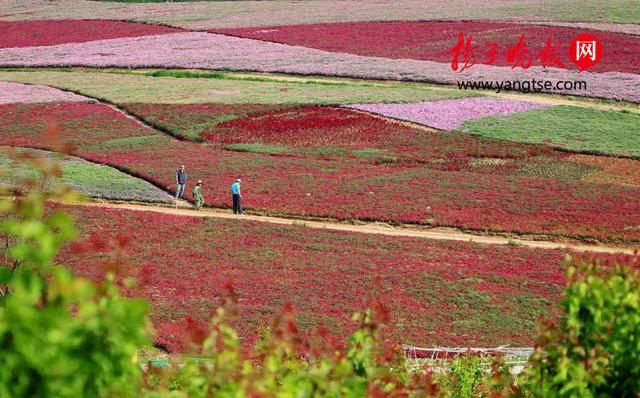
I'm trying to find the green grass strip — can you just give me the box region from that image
[224,143,291,155]
[0,147,171,202]
[460,105,640,158]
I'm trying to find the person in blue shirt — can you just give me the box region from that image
[231,178,242,214]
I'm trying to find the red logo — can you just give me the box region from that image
[569,34,602,72]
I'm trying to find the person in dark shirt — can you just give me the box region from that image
[175,165,187,199]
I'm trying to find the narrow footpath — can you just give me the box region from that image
[79,200,638,255]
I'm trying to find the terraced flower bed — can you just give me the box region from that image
[0,19,181,48]
[0,34,636,102]
[121,103,638,186]
[203,105,433,148]
[0,102,151,147]
[45,99,607,181]
[212,21,640,74]
[62,205,574,352]
[348,100,640,158]
[135,103,555,161]
[2,102,640,241]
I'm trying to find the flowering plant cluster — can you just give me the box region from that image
[203,105,411,147]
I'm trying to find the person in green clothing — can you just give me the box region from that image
[193,180,204,210]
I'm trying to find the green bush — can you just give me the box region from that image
[0,149,151,398]
[141,303,428,397]
[519,255,640,397]
[436,356,485,398]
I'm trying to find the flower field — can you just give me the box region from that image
[568,155,640,186]
[0,33,637,102]
[348,99,640,157]
[347,97,551,130]
[0,102,152,147]
[0,81,89,104]
[1,0,639,377]
[195,104,560,163]
[213,21,640,74]
[199,104,453,147]
[2,0,638,29]
[61,204,579,352]
[0,20,181,48]
[2,101,640,242]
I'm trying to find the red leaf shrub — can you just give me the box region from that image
[3,102,640,242]
[61,205,581,352]
[0,19,182,48]
[212,21,640,74]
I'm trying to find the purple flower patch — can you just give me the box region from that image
[346,97,552,130]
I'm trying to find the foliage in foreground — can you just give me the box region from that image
[0,146,150,398]
[0,147,171,202]
[0,148,638,397]
[520,255,640,397]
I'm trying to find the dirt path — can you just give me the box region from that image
[79,201,638,255]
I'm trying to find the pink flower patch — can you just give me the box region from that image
[0,81,89,104]
[346,97,551,130]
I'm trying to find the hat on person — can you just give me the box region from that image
[197,180,202,184]
[236,178,242,182]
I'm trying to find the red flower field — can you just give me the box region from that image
[3,102,640,242]
[0,19,182,49]
[204,105,401,147]
[61,205,581,352]
[126,103,558,162]
[213,21,640,74]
